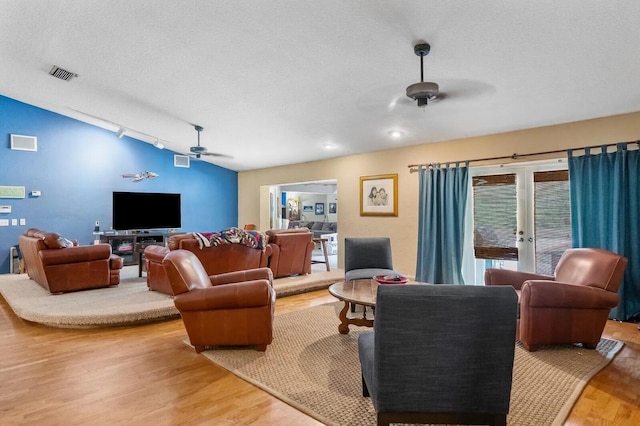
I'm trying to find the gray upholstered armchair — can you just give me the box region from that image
[344,237,399,281]
[358,284,518,426]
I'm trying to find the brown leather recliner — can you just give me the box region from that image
[162,249,275,353]
[18,228,123,293]
[266,228,315,278]
[485,248,627,351]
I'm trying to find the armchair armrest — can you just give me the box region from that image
[522,280,619,309]
[485,269,554,289]
[39,244,112,266]
[144,245,170,262]
[209,267,273,286]
[174,279,273,311]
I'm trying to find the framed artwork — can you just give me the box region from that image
[303,205,313,212]
[315,202,325,215]
[328,202,337,214]
[360,173,398,216]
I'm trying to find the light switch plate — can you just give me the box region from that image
[19,218,26,225]
[0,219,9,226]
[11,219,17,226]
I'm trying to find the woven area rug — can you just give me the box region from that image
[198,302,623,426]
[0,268,179,328]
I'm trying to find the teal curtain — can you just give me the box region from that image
[568,144,640,321]
[416,162,469,284]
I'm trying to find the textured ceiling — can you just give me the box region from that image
[1,1,639,171]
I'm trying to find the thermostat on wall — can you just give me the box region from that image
[0,206,11,213]
[30,190,41,197]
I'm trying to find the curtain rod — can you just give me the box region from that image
[407,139,640,171]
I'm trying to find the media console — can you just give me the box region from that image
[99,232,166,266]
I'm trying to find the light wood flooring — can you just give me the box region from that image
[1,288,639,425]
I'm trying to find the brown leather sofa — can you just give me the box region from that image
[145,232,272,295]
[485,248,627,351]
[266,228,314,277]
[163,249,275,352]
[18,228,123,293]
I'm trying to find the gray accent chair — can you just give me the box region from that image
[344,237,399,281]
[358,284,518,426]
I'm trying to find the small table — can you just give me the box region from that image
[328,279,380,334]
[312,237,331,271]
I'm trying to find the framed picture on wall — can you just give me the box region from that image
[360,173,398,216]
[303,205,313,212]
[315,202,324,215]
[329,202,337,214]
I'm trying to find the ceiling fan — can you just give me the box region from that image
[189,125,231,159]
[357,41,495,114]
[122,171,158,182]
[405,42,443,107]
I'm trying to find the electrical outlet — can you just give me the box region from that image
[19,218,26,226]
[0,219,9,226]
[11,219,18,226]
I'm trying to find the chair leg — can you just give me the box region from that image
[362,374,369,397]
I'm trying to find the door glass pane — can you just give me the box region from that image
[533,170,571,275]
[473,174,518,260]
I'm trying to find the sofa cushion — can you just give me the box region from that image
[322,222,337,231]
[311,222,324,230]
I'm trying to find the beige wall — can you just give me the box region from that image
[239,111,640,275]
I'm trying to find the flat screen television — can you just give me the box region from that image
[112,191,181,231]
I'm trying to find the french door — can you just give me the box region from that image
[463,160,572,284]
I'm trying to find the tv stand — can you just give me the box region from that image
[99,232,166,266]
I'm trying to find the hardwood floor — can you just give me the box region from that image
[1,289,639,425]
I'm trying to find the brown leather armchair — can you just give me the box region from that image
[266,228,314,277]
[485,248,627,351]
[162,249,276,353]
[18,228,123,293]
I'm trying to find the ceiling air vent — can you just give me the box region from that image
[174,155,190,168]
[49,65,78,81]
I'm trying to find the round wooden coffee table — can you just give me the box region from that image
[328,279,380,334]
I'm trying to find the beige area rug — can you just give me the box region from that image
[198,302,623,426]
[0,266,345,328]
[0,267,179,328]
[274,267,344,298]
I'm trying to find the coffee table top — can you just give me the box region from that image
[327,279,384,307]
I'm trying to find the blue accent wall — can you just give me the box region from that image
[0,95,238,273]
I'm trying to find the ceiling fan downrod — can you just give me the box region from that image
[406,42,439,108]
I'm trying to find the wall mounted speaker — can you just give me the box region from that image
[10,134,37,151]
[174,155,190,168]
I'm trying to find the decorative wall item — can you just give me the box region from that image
[0,186,26,199]
[360,173,398,216]
[315,202,325,215]
[303,205,313,212]
[329,202,337,213]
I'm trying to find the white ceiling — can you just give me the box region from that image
[1,1,639,172]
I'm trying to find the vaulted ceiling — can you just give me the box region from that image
[1,1,639,171]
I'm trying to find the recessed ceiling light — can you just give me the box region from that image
[323,143,335,150]
[388,130,403,139]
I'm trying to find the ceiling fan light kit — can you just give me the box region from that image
[406,42,441,108]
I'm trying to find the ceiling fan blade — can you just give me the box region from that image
[202,152,233,159]
[121,173,139,178]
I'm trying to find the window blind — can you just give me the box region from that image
[473,174,518,260]
[533,170,571,275]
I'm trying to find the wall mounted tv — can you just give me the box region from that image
[112,191,181,231]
